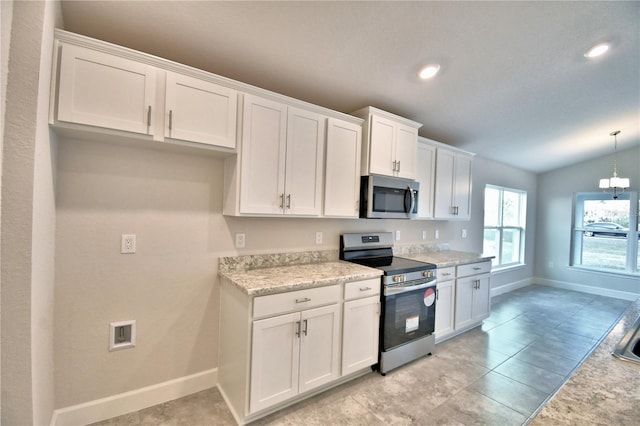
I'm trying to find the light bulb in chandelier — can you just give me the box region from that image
[598,130,630,199]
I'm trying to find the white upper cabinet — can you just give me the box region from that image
[57,43,157,135]
[434,147,473,220]
[164,72,237,148]
[323,118,362,218]
[238,95,288,215]
[235,94,324,216]
[52,34,238,152]
[416,138,436,218]
[352,106,421,180]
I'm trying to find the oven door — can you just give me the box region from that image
[381,280,436,351]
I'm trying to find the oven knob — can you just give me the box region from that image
[393,275,405,283]
[423,270,434,278]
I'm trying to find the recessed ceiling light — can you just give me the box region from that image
[584,43,610,58]
[419,64,440,79]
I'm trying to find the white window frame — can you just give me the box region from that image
[571,192,639,275]
[483,185,527,269]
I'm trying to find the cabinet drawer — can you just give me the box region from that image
[344,278,380,301]
[457,261,491,278]
[253,285,340,319]
[437,267,455,282]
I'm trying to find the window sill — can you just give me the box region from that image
[492,263,527,274]
[569,265,640,279]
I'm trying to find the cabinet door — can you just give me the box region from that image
[239,95,287,215]
[165,72,237,148]
[250,312,300,413]
[434,149,456,219]
[453,153,473,219]
[57,43,156,135]
[342,296,380,376]
[416,142,436,218]
[472,274,491,322]
[454,276,475,330]
[394,124,418,179]
[284,107,325,216]
[368,115,396,176]
[324,118,361,217]
[435,280,455,340]
[298,304,341,393]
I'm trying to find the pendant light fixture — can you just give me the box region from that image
[599,130,630,199]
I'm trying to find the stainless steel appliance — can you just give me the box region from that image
[359,175,419,219]
[340,232,437,374]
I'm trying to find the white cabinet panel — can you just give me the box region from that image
[324,118,362,217]
[239,95,288,215]
[368,115,396,176]
[298,304,341,393]
[416,140,436,218]
[250,312,300,412]
[165,72,237,148]
[435,280,455,341]
[395,124,418,179]
[57,43,156,135]
[342,295,380,375]
[285,107,325,216]
[434,148,473,220]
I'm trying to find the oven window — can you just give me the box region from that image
[382,287,436,351]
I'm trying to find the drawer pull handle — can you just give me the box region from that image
[473,267,482,270]
[295,297,311,304]
[359,287,372,291]
[442,273,452,276]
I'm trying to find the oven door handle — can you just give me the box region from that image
[385,280,436,296]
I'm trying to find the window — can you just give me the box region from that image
[572,192,639,274]
[483,185,527,268]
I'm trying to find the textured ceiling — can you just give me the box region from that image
[60,1,640,173]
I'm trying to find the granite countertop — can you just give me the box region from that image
[400,249,494,268]
[219,259,382,296]
[530,297,640,424]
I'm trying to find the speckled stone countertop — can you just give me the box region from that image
[394,244,493,267]
[218,250,382,296]
[530,297,640,425]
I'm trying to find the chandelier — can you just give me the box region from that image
[599,130,629,199]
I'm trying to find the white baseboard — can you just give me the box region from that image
[535,278,639,301]
[490,278,533,297]
[50,368,217,426]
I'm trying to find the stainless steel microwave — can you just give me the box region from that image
[359,175,419,219]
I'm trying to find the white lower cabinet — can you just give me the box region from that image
[341,278,380,375]
[454,261,491,332]
[250,303,340,412]
[435,261,491,343]
[218,277,380,424]
[434,278,455,341]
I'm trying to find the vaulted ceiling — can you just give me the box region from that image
[60,1,639,173]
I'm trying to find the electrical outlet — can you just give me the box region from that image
[422,230,427,240]
[435,230,440,240]
[235,233,246,248]
[395,230,401,241]
[121,234,136,254]
[462,229,468,239]
[315,231,323,245]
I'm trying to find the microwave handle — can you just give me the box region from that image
[404,186,416,215]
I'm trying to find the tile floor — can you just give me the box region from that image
[90,284,631,426]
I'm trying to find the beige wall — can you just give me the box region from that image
[53,128,539,407]
[1,0,61,424]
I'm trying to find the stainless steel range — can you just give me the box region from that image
[340,232,437,375]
